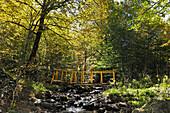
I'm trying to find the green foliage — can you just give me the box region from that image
[23,81,47,94]
[98,0,170,83]
[104,82,170,107]
[8,110,17,113]
[31,82,46,94]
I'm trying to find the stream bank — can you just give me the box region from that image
[29,82,135,113]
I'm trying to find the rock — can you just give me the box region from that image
[118,102,127,107]
[120,107,131,113]
[60,95,68,101]
[93,87,103,90]
[90,98,96,102]
[55,97,60,101]
[41,102,52,109]
[132,100,170,113]
[90,90,101,94]
[112,104,120,111]
[68,100,75,106]
[73,101,79,107]
[93,103,100,110]
[35,93,44,99]
[105,99,114,104]
[53,103,63,109]
[79,102,83,106]
[108,93,120,103]
[75,95,81,100]
[34,99,41,106]
[98,107,106,113]
[105,105,113,111]
[45,91,52,99]
[80,94,86,97]
[35,106,42,112]
[46,99,55,103]
[82,103,95,110]
[106,104,120,111]
[64,106,85,113]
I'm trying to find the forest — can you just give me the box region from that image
[0,0,170,112]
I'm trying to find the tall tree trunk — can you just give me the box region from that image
[84,50,87,71]
[28,13,46,62]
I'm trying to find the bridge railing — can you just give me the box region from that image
[50,69,115,85]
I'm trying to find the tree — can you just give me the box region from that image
[99,0,170,82]
[1,0,109,72]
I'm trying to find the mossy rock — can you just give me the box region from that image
[132,99,170,113]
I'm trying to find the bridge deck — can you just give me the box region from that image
[52,80,111,87]
[52,80,110,86]
[50,69,116,85]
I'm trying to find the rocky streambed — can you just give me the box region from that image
[29,82,135,113]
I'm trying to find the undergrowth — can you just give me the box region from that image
[103,75,170,107]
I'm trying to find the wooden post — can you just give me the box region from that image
[55,71,58,80]
[50,71,55,84]
[100,72,103,84]
[70,71,74,84]
[83,71,85,83]
[81,72,83,84]
[61,71,63,82]
[75,71,77,83]
[65,71,67,82]
[91,72,93,83]
[113,71,115,84]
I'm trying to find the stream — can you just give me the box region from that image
[31,82,134,113]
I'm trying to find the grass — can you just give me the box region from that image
[103,82,170,107]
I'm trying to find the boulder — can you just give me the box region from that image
[132,100,170,113]
[46,99,55,103]
[60,95,68,101]
[53,103,63,109]
[41,102,52,109]
[45,91,52,99]
[82,103,95,110]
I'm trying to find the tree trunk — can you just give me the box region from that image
[84,50,87,71]
[28,13,46,62]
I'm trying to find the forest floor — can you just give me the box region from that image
[1,81,170,113]
[0,67,169,113]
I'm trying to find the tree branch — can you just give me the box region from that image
[47,0,69,12]
[35,0,42,6]
[5,21,36,34]
[156,2,170,14]
[45,27,72,46]
[16,0,37,12]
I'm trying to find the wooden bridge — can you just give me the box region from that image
[50,69,115,85]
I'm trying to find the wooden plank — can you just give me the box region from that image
[75,71,77,83]
[100,72,103,84]
[81,72,83,84]
[91,72,93,83]
[113,71,115,84]
[50,71,55,84]
[77,70,114,74]
[61,71,63,81]
[55,71,58,80]
[83,72,85,83]
[70,71,74,84]
[54,69,115,73]
[65,71,67,82]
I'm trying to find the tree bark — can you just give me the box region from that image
[84,50,87,71]
[28,13,46,62]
